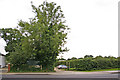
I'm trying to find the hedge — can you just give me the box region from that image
[56,58,119,71]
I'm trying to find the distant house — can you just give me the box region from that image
[0,53,6,68]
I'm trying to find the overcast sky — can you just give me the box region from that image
[0,0,119,59]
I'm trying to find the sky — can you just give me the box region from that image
[0,0,119,59]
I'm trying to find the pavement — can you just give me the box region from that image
[0,68,120,75]
[1,72,120,79]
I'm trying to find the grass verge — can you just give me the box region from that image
[62,68,120,72]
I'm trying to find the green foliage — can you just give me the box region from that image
[0,28,23,53]
[84,55,93,58]
[56,56,119,71]
[71,57,77,60]
[58,58,66,60]
[67,57,77,60]
[0,1,69,71]
[10,65,54,72]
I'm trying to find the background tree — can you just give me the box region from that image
[84,55,93,58]
[67,58,71,60]
[95,55,103,59]
[78,57,83,59]
[71,57,77,60]
[58,58,66,61]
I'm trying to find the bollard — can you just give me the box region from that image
[8,63,10,72]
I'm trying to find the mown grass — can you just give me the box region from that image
[62,68,120,72]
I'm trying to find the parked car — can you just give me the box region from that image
[57,65,68,69]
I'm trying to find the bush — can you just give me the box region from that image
[10,64,42,72]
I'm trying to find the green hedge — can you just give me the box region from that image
[56,58,119,71]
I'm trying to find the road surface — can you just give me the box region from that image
[1,71,120,80]
[1,74,120,80]
[1,68,120,80]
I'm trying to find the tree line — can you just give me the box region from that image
[56,55,120,71]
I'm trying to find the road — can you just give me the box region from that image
[1,74,120,80]
[1,71,120,80]
[1,73,119,78]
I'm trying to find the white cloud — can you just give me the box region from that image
[0,0,119,58]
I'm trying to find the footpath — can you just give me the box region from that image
[0,68,120,75]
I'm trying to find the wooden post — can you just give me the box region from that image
[8,63,10,72]
[41,65,42,70]
[66,62,67,70]
[69,62,70,69]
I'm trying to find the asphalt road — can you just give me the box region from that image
[1,78,120,80]
[1,69,120,80]
[1,73,120,80]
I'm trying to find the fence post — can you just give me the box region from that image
[68,62,70,70]
[41,65,42,70]
[8,63,10,72]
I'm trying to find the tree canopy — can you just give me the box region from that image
[0,1,69,71]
